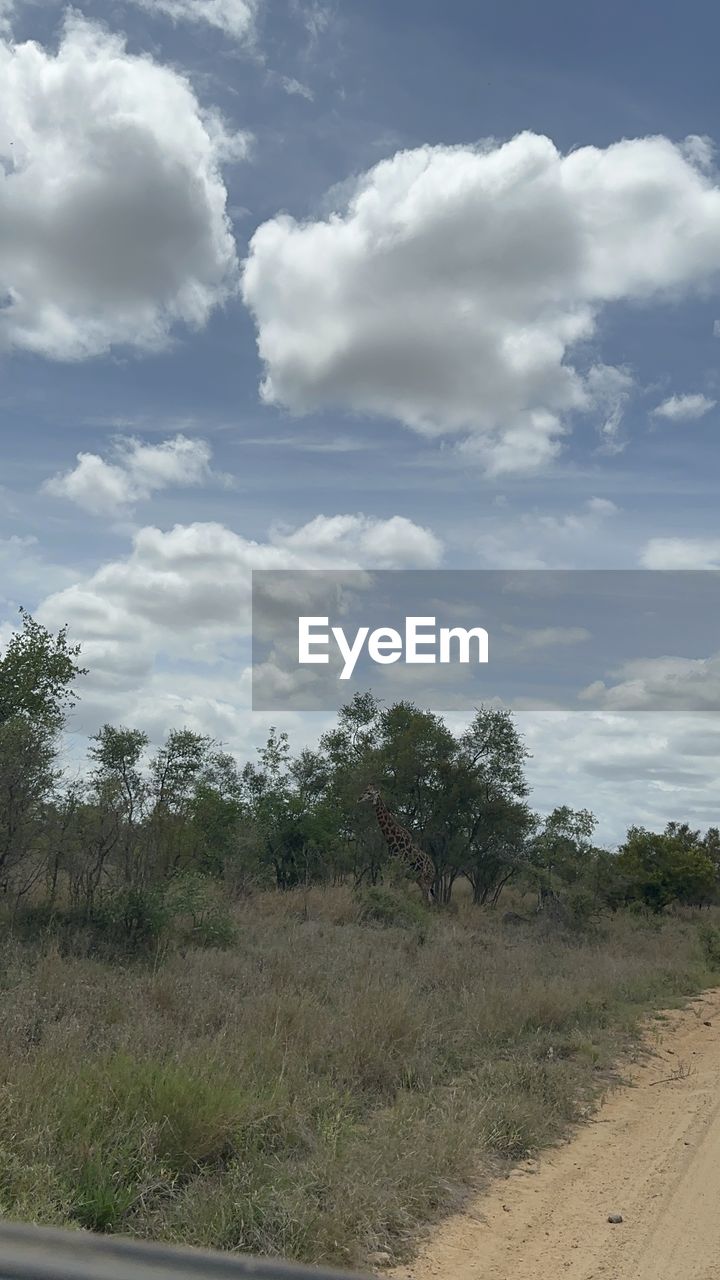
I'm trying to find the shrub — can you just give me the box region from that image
[698,923,720,969]
[93,887,171,952]
[162,871,237,949]
[354,886,428,929]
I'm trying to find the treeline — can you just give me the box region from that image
[1,610,720,936]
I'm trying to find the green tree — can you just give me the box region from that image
[89,726,149,887]
[0,607,86,727]
[0,610,84,901]
[182,748,244,880]
[149,730,215,879]
[616,825,717,912]
[531,806,597,908]
[0,716,58,901]
[319,693,384,885]
[345,701,532,906]
[457,708,533,905]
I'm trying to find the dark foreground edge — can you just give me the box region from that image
[0,1221,369,1280]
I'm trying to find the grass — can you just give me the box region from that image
[0,885,718,1267]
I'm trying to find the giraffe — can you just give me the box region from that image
[358,785,437,905]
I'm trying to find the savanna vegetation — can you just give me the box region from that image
[1,609,720,1267]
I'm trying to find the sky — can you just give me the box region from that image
[2,0,720,842]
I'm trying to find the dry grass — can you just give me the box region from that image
[0,886,718,1267]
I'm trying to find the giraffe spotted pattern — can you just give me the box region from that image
[358,785,436,904]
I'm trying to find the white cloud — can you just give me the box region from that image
[456,410,565,476]
[0,16,244,360]
[279,75,314,101]
[37,512,443,722]
[293,0,332,44]
[516,708,720,844]
[274,513,441,569]
[127,0,258,41]
[586,363,634,454]
[45,454,134,517]
[532,502,617,539]
[479,496,619,568]
[580,654,720,713]
[0,534,78,605]
[586,497,618,516]
[641,537,720,569]
[651,392,717,421]
[243,131,720,473]
[43,434,214,515]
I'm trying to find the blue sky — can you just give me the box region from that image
[3,0,720,839]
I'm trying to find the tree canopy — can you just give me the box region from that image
[0,608,86,727]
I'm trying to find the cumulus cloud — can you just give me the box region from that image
[128,0,258,41]
[640,537,720,569]
[580,655,720,713]
[516,708,720,844]
[457,410,565,475]
[0,15,244,359]
[274,513,441,569]
[37,512,442,716]
[0,533,78,603]
[651,392,717,421]
[243,131,720,473]
[43,435,214,515]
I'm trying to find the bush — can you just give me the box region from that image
[354,886,428,929]
[11,894,169,956]
[162,871,237,948]
[12,876,236,956]
[698,923,720,969]
[94,887,170,952]
[563,887,603,929]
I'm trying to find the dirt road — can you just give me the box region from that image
[398,989,720,1280]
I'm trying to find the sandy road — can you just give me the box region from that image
[396,989,720,1280]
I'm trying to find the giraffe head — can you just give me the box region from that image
[357,784,380,806]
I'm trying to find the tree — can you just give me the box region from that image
[0,608,86,727]
[242,729,301,889]
[89,726,149,887]
[530,806,597,908]
[319,693,384,885]
[701,826,720,890]
[457,708,533,905]
[340,701,533,906]
[0,716,58,902]
[187,750,245,880]
[616,825,717,912]
[149,730,215,879]
[0,611,85,901]
[370,702,457,898]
